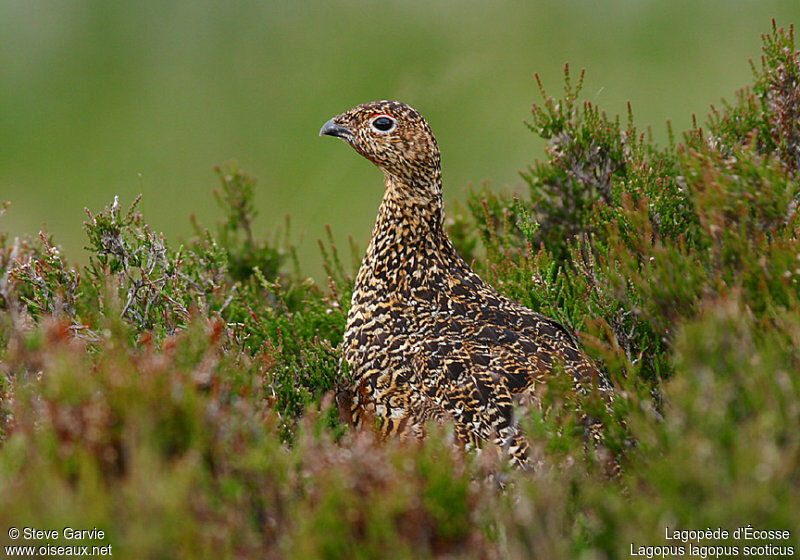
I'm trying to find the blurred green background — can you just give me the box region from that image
[2,0,799,279]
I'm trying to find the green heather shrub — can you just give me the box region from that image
[1,21,798,560]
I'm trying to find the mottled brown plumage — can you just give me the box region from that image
[320,100,611,467]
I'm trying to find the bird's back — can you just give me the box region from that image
[341,198,606,466]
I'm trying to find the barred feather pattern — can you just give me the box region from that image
[321,100,611,467]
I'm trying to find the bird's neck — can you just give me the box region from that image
[354,174,452,290]
[382,173,443,222]
[376,173,444,242]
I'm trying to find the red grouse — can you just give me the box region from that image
[320,100,610,467]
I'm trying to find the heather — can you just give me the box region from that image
[1,22,798,559]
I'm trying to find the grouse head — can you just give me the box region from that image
[319,100,442,197]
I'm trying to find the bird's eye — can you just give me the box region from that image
[370,115,396,133]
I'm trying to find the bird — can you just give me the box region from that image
[319,100,611,467]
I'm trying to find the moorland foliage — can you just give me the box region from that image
[0,22,798,559]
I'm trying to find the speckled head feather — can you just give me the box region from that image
[320,101,613,469]
[320,100,441,200]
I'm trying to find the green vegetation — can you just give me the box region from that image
[3,1,799,281]
[1,22,799,560]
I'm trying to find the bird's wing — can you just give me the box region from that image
[445,271,612,392]
[407,335,538,463]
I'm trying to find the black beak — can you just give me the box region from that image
[319,117,352,139]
